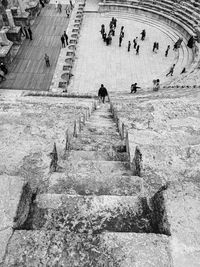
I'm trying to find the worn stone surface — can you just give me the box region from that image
[31,194,152,233]
[0,228,12,264]
[102,232,172,267]
[0,175,24,230]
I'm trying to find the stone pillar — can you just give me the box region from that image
[18,0,26,14]
[0,29,10,45]
[6,9,15,28]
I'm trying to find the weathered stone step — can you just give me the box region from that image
[18,194,153,233]
[71,133,124,151]
[66,150,129,162]
[4,231,172,266]
[47,171,143,195]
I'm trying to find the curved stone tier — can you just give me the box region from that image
[99,0,200,39]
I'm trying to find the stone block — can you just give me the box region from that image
[0,175,24,230]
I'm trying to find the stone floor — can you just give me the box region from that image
[0,4,69,91]
[67,11,192,94]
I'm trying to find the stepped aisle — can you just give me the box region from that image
[3,102,172,266]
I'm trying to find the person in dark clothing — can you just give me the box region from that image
[44,54,50,67]
[119,35,123,47]
[0,63,8,75]
[100,24,105,38]
[24,26,29,39]
[180,67,186,74]
[156,42,159,51]
[70,0,73,10]
[98,84,108,103]
[133,37,138,49]
[64,31,68,45]
[166,64,175,76]
[120,26,124,38]
[165,45,170,57]
[187,36,194,48]
[136,45,140,55]
[61,35,65,48]
[152,42,157,52]
[131,83,141,93]
[28,27,32,40]
[141,29,146,41]
[128,41,131,52]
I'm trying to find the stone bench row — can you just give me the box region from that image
[101,0,200,34]
[58,2,86,91]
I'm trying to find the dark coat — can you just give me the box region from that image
[98,86,108,97]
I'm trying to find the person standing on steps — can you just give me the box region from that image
[166,64,175,76]
[98,84,108,103]
[64,31,68,46]
[28,27,33,40]
[128,41,131,52]
[165,45,170,57]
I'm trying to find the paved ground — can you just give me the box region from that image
[67,11,191,94]
[0,4,69,91]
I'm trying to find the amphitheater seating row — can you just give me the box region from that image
[101,0,200,35]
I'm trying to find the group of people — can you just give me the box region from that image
[55,0,74,16]
[100,17,117,46]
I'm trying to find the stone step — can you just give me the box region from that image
[71,133,124,151]
[47,171,143,195]
[47,160,143,195]
[4,230,172,266]
[18,194,152,233]
[66,150,128,162]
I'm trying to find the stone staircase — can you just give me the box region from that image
[3,102,172,266]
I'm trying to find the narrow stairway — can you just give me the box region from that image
[3,102,172,266]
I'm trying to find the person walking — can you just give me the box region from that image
[119,35,123,47]
[128,41,131,52]
[70,0,74,10]
[64,31,68,46]
[44,54,50,67]
[100,24,105,38]
[28,27,32,40]
[165,45,170,57]
[166,64,175,76]
[98,84,108,103]
[136,45,140,55]
[65,5,70,17]
[61,34,65,48]
[130,83,141,93]
[152,42,157,52]
[156,42,159,51]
